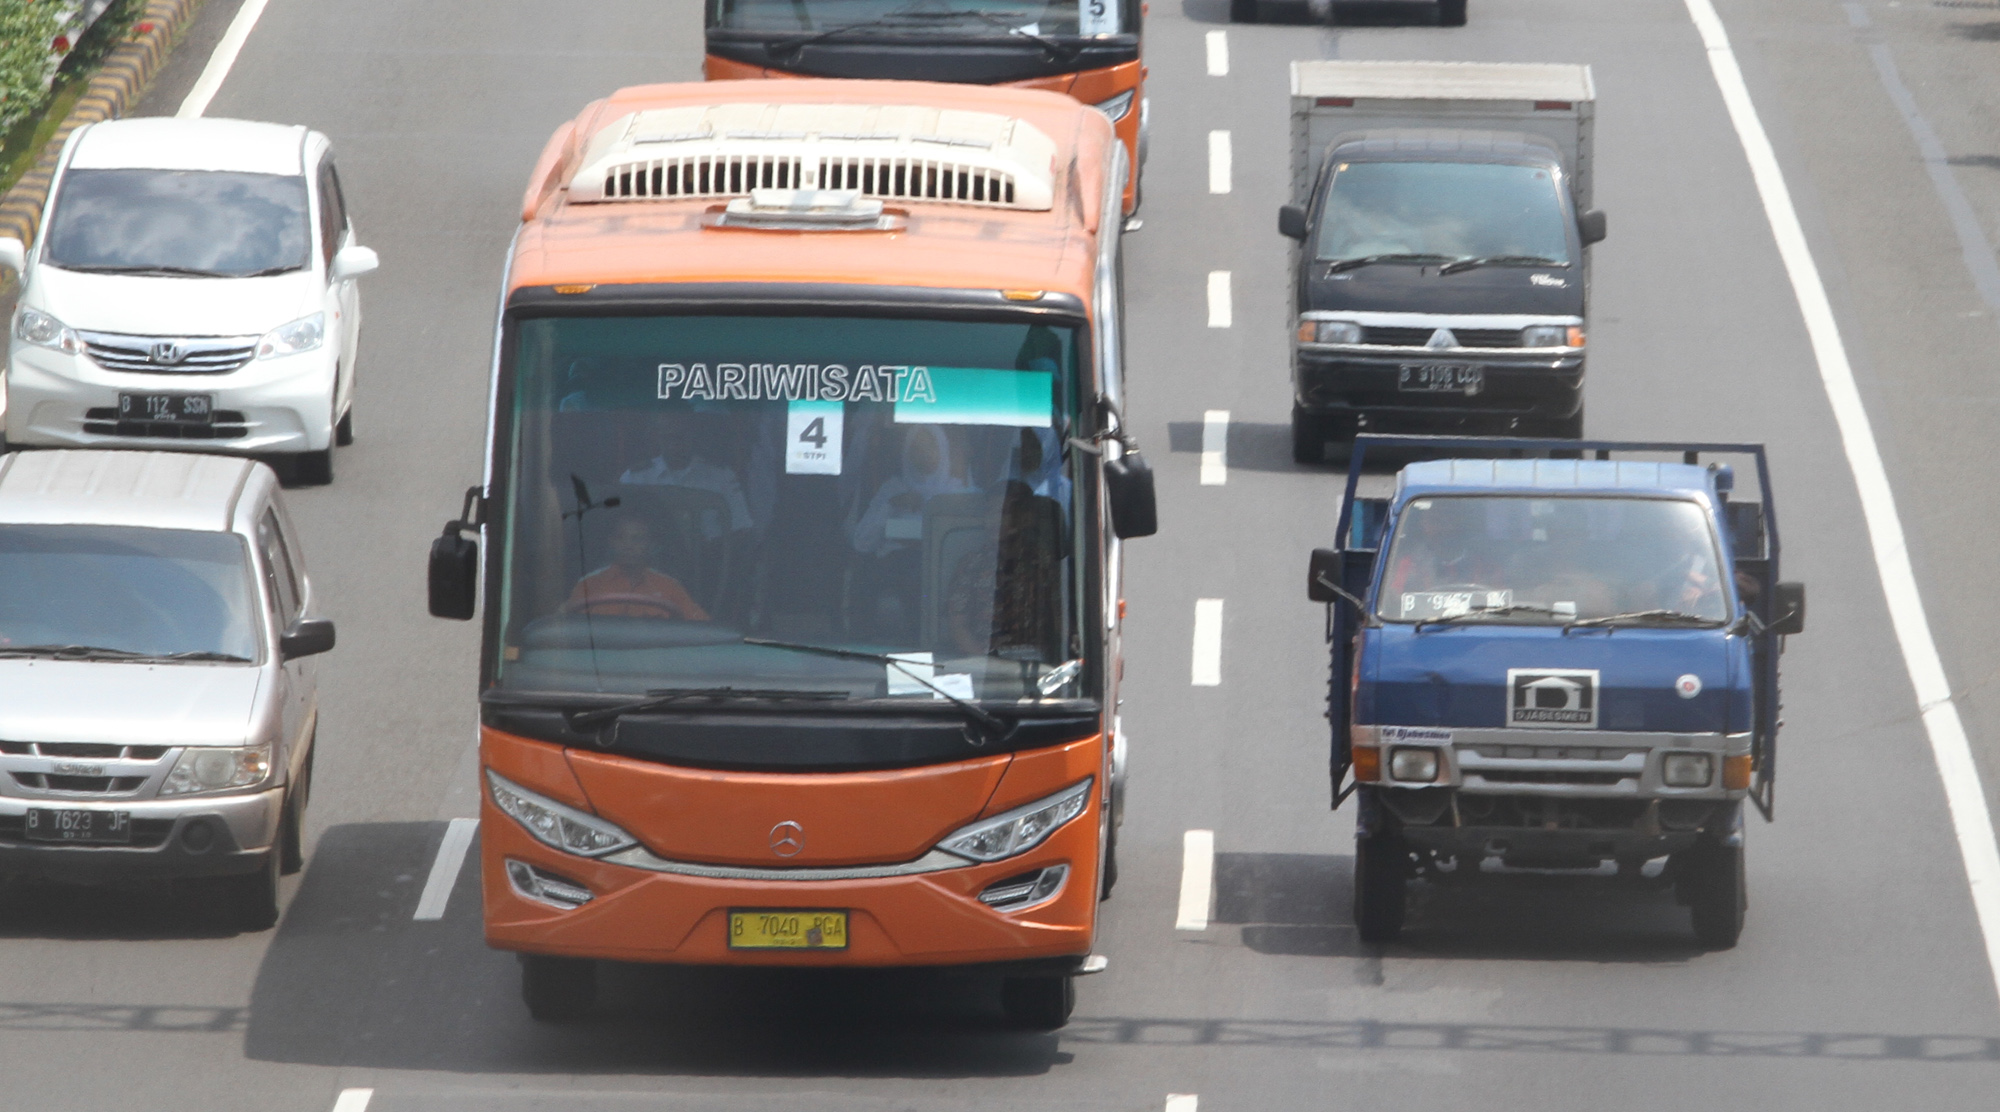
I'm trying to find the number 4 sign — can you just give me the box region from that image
[785,400,844,475]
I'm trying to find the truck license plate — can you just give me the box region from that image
[1398,364,1484,395]
[728,909,849,950]
[24,808,132,844]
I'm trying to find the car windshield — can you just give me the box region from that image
[713,0,1121,36]
[0,525,260,660]
[1375,495,1731,624]
[42,168,311,277]
[497,313,1087,701]
[1315,161,1572,266]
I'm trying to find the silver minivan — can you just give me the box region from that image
[0,449,331,929]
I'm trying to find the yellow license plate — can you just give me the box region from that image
[728,909,849,950]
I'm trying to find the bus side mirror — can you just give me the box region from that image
[1770,581,1805,636]
[1105,451,1158,539]
[1278,204,1308,241]
[1307,548,1343,603]
[1578,209,1608,245]
[429,526,479,620]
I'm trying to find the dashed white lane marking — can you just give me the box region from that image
[178,0,272,117]
[1200,410,1229,486]
[1206,270,1231,328]
[331,1090,374,1112]
[413,818,478,921]
[1687,0,2000,1003]
[1208,130,1232,194]
[1191,598,1223,686]
[1206,29,1229,76]
[1166,1097,1199,1112]
[1175,832,1215,931]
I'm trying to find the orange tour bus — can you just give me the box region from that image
[702,0,1147,215]
[427,78,1156,1030]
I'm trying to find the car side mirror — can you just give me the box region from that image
[429,526,479,619]
[1307,547,1344,603]
[331,244,379,281]
[1104,451,1157,539]
[1278,204,1308,241]
[1577,209,1607,246]
[1770,581,1806,636]
[280,617,337,660]
[0,236,24,277]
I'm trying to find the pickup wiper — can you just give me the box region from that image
[743,636,1009,743]
[1437,254,1570,275]
[565,686,847,731]
[0,644,249,662]
[1563,609,1725,632]
[1324,253,1453,273]
[1413,603,1563,633]
[53,263,231,277]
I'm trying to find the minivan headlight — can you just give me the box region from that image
[486,770,636,857]
[256,312,324,359]
[938,778,1092,862]
[14,306,79,354]
[160,745,272,795]
[1093,90,1135,123]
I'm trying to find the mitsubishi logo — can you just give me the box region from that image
[768,820,804,857]
[1424,328,1459,350]
[149,340,186,365]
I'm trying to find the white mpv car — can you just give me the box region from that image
[0,117,377,484]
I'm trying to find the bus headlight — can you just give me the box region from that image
[486,770,636,857]
[1093,90,1135,123]
[1662,752,1714,788]
[1388,747,1440,783]
[938,778,1092,862]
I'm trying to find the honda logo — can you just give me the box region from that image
[149,340,186,365]
[768,820,804,857]
[1507,668,1599,729]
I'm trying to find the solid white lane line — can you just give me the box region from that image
[1191,598,1223,686]
[1175,832,1214,931]
[177,0,272,118]
[1206,29,1229,76]
[331,1090,374,1112]
[1166,1096,1200,1112]
[1200,409,1229,486]
[413,818,478,921]
[1206,271,1231,328]
[1687,0,2000,1002]
[1208,130,1232,194]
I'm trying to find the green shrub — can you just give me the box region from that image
[0,1,64,135]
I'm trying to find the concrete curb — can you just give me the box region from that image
[0,0,205,246]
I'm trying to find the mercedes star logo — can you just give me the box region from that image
[768,820,804,857]
[149,340,186,366]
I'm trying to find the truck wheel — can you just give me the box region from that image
[1546,404,1584,439]
[1353,830,1408,943]
[1292,408,1328,464]
[1001,974,1076,1030]
[1437,0,1467,25]
[1677,839,1746,949]
[521,955,597,1021]
[1229,0,1258,21]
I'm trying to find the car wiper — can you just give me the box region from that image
[1563,609,1726,632]
[237,264,303,277]
[1413,603,1563,633]
[1437,254,1570,275]
[0,644,253,662]
[564,686,847,731]
[743,637,1009,743]
[53,263,230,277]
[1324,253,1453,273]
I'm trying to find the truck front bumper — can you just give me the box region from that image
[1293,346,1584,431]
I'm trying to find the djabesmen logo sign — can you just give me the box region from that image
[1507,668,1599,729]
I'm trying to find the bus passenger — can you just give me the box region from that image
[620,410,753,541]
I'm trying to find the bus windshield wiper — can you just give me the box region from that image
[1324,253,1453,273]
[1437,254,1569,275]
[769,8,1050,58]
[924,8,1080,61]
[1563,609,1725,632]
[743,637,1009,743]
[565,686,847,731]
[1413,603,1562,633]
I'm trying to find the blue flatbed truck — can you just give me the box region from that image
[1307,436,1806,947]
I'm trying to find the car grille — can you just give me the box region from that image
[0,814,173,848]
[10,773,149,792]
[1361,326,1524,348]
[0,742,169,760]
[76,331,258,374]
[0,742,170,796]
[84,408,250,440]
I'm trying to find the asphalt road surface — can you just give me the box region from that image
[9,0,2000,1108]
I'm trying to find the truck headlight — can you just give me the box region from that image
[159,745,272,795]
[256,312,325,359]
[1093,90,1135,123]
[486,770,637,857]
[938,778,1092,862]
[1662,752,1714,788]
[1299,320,1361,344]
[1388,747,1441,783]
[1522,324,1585,348]
[14,306,79,354]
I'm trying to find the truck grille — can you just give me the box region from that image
[84,409,250,440]
[1361,326,1523,348]
[77,331,258,374]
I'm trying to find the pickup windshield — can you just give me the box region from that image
[1315,161,1572,268]
[0,525,260,661]
[1375,495,1731,625]
[43,169,311,277]
[713,0,1122,36]
[496,313,1087,702]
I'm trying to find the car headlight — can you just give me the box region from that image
[256,312,325,360]
[1522,324,1584,348]
[1661,752,1714,788]
[159,745,272,796]
[1093,90,1135,123]
[486,769,636,857]
[14,306,79,354]
[1388,747,1440,783]
[937,777,1092,862]
[1298,319,1361,344]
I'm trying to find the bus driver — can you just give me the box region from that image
[565,516,710,620]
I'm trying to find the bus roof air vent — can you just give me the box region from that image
[567,103,1057,211]
[714,189,902,231]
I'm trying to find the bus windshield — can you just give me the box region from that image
[496,313,1088,702]
[712,0,1123,37]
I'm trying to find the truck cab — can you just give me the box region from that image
[1308,438,1805,948]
